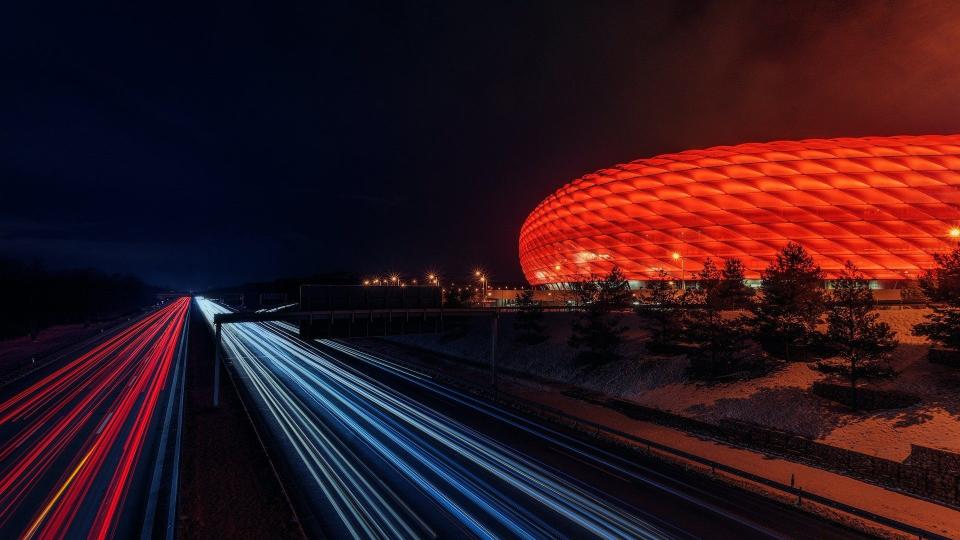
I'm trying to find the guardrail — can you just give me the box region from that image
[140,305,191,539]
[0,310,156,389]
[212,299,933,326]
[339,340,950,540]
[211,306,572,325]
[513,396,949,540]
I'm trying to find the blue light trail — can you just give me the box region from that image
[196,297,670,539]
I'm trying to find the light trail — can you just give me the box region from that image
[196,297,670,539]
[316,339,785,540]
[0,297,189,539]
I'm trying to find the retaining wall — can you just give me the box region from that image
[567,391,960,507]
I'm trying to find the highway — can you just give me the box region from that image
[0,297,190,539]
[197,297,866,540]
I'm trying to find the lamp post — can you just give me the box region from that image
[672,252,685,291]
[428,273,441,304]
[475,270,487,296]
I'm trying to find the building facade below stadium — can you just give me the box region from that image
[519,135,960,289]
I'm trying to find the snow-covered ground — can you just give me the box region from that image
[390,308,960,461]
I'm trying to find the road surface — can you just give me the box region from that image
[0,297,190,539]
[197,297,866,539]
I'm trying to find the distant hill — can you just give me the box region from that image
[0,257,157,339]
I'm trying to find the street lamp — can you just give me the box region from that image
[672,252,685,291]
[474,270,488,297]
[428,273,442,303]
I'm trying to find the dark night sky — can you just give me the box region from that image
[3,1,960,290]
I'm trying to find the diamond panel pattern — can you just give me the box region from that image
[519,135,960,284]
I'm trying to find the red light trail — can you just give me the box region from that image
[0,297,189,539]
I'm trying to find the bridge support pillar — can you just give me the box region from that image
[213,322,221,408]
[490,311,499,389]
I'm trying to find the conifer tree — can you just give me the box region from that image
[685,258,750,378]
[513,289,547,345]
[569,267,632,368]
[827,261,897,409]
[751,242,826,360]
[914,247,960,350]
[634,269,682,351]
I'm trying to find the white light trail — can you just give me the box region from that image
[196,297,669,540]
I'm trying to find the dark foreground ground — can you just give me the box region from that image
[176,303,304,540]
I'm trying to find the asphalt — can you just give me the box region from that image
[0,298,189,539]
[315,338,870,540]
[201,299,868,540]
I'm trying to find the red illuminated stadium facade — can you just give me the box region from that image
[519,135,960,288]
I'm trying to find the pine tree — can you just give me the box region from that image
[569,267,631,368]
[443,287,473,308]
[634,269,682,351]
[716,258,755,309]
[751,242,826,360]
[827,261,897,409]
[696,258,722,302]
[513,289,547,345]
[914,246,960,350]
[595,266,634,309]
[685,258,751,378]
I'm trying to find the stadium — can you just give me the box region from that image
[519,135,960,289]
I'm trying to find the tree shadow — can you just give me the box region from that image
[884,407,936,428]
[684,386,846,439]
